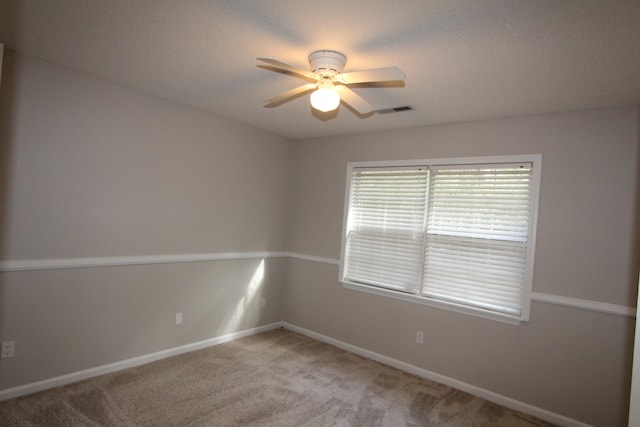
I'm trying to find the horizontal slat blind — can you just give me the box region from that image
[343,167,428,293]
[422,164,533,316]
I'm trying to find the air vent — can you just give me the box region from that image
[377,106,414,114]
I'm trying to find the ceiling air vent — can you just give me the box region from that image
[377,106,414,114]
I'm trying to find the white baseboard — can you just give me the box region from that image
[0,321,284,402]
[1,320,590,426]
[282,322,589,427]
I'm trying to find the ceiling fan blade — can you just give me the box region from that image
[337,67,406,84]
[257,57,318,80]
[334,85,375,114]
[265,83,317,105]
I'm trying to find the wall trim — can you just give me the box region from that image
[1,251,635,318]
[282,322,589,427]
[287,251,339,265]
[530,292,636,317]
[285,251,340,266]
[0,322,284,402]
[0,251,288,272]
[286,252,636,319]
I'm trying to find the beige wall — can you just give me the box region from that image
[0,51,292,259]
[0,51,291,388]
[1,49,639,426]
[285,106,640,426]
[1,258,286,388]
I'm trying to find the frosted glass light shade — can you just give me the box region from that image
[310,87,340,112]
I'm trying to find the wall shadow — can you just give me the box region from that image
[624,107,640,424]
[0,44,19,340]
[631,109,640,305]
[0,49,18,261]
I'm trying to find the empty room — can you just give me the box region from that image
[1,1,640,426]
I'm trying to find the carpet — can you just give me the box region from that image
[0,328,557,426]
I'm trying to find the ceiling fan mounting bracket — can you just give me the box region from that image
[308,50,347,77]
[317,76,334,89]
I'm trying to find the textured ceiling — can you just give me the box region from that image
[1,0,640,140]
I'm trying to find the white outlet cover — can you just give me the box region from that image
[175,312,183,325]
[1,341,15,358]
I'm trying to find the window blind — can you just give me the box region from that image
[421,164,533,316]
[343,167,429,293]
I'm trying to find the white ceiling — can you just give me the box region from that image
[1,0,640,140]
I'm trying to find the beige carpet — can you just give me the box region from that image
[0,328,556,426]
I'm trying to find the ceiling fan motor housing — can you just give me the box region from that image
[309,50,347,77]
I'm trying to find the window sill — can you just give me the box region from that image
[341,281,524,326]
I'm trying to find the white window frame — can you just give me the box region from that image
[339,155,542,325]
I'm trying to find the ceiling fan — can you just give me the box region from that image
[257,50,406,115]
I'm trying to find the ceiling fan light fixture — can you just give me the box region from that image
[310,87,340,112]
[310,78,340,112]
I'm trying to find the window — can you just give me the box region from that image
[339,155,541,324]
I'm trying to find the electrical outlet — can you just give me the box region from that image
[416,331,424,345]
[1,341,15,358]
[175,312,183,325]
